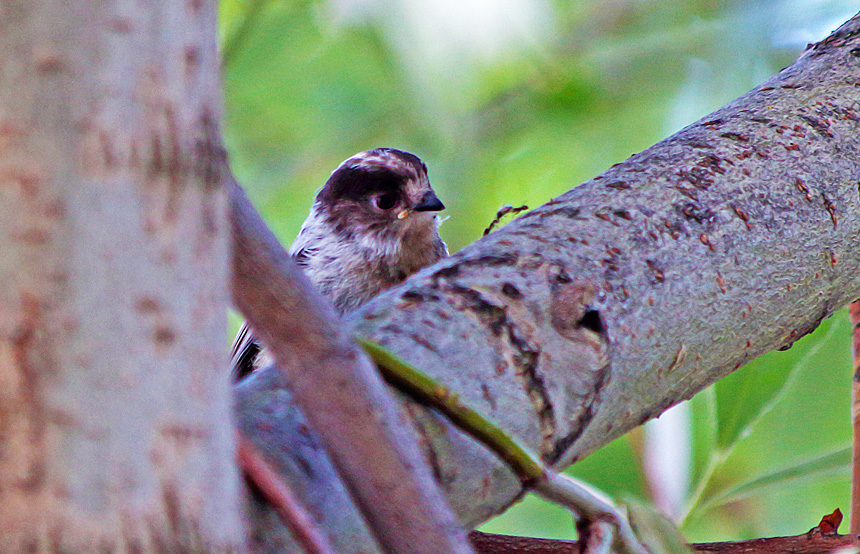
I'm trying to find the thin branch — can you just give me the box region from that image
[483,204,529,236]
[356,337,544,483]
[533,474,647,554]
[237,432,336,554]
[469,531,860,554]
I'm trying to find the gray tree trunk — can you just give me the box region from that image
[236,13,860,551]
[0,1,244,552]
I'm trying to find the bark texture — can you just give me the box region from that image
[0,1,243,552]
[234,13,860,544]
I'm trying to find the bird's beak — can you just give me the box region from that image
[413,190,445,212]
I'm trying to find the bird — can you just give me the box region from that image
[231,148,448,381]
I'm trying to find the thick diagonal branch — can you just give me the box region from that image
[344,15,860,521]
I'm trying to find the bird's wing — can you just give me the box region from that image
[231,228,316,382]
[230,322,261,382]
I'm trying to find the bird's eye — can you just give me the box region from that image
[372,193,397,211]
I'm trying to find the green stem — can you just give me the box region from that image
[355,336,546,484]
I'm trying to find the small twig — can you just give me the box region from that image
[470,531,581,554]
[237,432,336,554]
[849,301,860,534]
[535,473,649,554]
[483,204,529,236]
[358,337,649,554]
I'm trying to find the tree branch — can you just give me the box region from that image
[237,433,336,554]
[469,531,860,554]
[0,1,244,550]
[343,13,860,523]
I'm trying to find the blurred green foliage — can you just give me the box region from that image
[220,0,859,544]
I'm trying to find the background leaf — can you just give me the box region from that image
[697,447,851,514]
[627,498,694,554]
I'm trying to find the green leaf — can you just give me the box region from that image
[713,317,839,451]
[694,446,850,513]
[682,316,843,525]
[625,498,693,554]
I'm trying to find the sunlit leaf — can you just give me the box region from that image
[688,387,718,487]
[682,313,850,535]
[713,318,838,451]
[694,447,850,513]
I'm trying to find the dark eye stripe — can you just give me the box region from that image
[322,166,404,203]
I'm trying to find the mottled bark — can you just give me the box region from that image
[0,1,243,552]
[235,13,860,544]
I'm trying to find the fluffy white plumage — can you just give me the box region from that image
[231,148,447,380]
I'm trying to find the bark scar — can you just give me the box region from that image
[445,284,556,457]
[403,401,446,484]
[550,363,610,464]
[546,278,612,463]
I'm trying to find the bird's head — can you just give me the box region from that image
[316,148,445,243]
